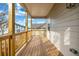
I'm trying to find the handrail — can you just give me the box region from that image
[15,31,27,35]
[0,31,27,40]
[0,34,11,40]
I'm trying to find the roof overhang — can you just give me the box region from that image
[20,3,54,18]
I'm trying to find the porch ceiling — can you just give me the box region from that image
[25,3,54,18]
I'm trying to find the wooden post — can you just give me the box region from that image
[31,17,32,37]
[25,11,28,42]
[8,3,15,56]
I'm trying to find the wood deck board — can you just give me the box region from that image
[17,36,63,56]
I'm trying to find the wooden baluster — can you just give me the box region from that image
[0,40,2,56]
[4,40,7,56]
[8,36,11,56]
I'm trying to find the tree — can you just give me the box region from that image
[0,12,6,35]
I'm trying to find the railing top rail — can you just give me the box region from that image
[0,31,28,40]
[15,31,27,35]
[32,29,46,31]
[0,33,11,40]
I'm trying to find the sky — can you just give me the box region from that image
[0,3,48,28]
[0,3,8,21]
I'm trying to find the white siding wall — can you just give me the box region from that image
[48,3,79,56]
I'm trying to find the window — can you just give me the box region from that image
[0,3,8,35]
[15,3,26,33]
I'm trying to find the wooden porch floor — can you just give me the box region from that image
[17,36,63,56]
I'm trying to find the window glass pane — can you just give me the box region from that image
[0,3,8,35]
[15,3,26,33]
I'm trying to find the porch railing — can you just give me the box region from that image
[0,31,32,56]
